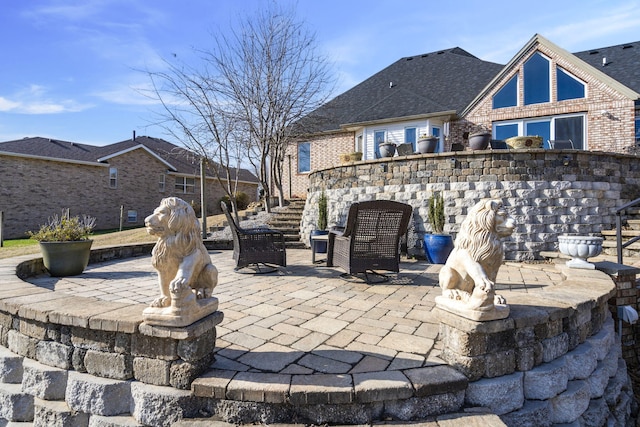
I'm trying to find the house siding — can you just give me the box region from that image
[0,149,258,239]
[459,43,636,152]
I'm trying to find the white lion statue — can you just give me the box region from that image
[143,197,218,326]
[436,199,515,321]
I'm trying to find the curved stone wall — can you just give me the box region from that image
[301,149,640,261]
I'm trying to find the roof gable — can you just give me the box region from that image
[96,144,177,171]
[462,34,640,116]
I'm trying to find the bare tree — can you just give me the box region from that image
[145,58,247,221]
[145,4,334,214]
[207,4,335,209]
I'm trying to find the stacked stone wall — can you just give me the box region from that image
[302,150,640,260]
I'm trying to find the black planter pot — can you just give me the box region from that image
[468,132,491,150]
[39,240,93,277]
[417,137,438,154]
[423,234,454,264]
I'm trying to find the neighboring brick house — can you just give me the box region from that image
[284,34,640,198]
[0,135,258,239]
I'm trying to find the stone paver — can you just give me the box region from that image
[24,249,564,380]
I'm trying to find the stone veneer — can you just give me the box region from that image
[0,245,636,426]
[301,149,640,261]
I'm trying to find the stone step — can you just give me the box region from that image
[34,398,88,426]
[0,382,34,422]
[600,229,640,237]
[0,346,24,384]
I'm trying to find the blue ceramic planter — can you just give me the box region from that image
[423,233,454,264]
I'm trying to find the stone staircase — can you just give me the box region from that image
[267,198,306,249]
[601,207,640,258]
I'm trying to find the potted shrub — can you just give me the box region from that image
[378,142,396,158]
[417,134,438,153]
[28,211,96,277]
[310,191,329,254]
[423,192,454,264]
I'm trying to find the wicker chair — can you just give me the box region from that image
[327,200,413,282]
[221,201,286,272]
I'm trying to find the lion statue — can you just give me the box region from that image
[437,199,515,321]
[145,197,218,310]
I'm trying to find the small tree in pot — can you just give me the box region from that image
[310,191,329,254]
[424,192,453,264]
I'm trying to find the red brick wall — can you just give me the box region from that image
[283,132,354,199]
[457,43,636,153]
[0,150,257,239]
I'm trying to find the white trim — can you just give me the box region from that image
[166,171,258,186]
[0,150,109,167]
[97,144,177,171]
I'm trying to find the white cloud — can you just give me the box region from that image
[0,85,93,114]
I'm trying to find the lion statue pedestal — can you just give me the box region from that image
[435,199,515,321]
[142,197,219,327]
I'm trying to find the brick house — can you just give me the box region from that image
[285,34,640,198]
[0,135,258,239]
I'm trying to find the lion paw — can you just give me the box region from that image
[150,296,170,308]
[494,294,506,305]
[170,277,188,293]
[478,277,494,293]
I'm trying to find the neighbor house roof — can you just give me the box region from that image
[297,47,504,134]
[0,136,258,183]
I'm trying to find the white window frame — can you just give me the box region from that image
[175,176,195,194]
[109,167,117,189]
[159,174,166,192]
[492,113,587,149]
[127,210,138,223]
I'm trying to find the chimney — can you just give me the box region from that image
[132,130,136,141]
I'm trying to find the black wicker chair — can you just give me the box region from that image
[327,200,412,282]
[221,201,286,273]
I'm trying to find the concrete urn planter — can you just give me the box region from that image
[558,235,603,269]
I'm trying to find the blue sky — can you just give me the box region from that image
[1,0,639,146]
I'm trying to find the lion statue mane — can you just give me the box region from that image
[437,199,515,319]
[145,197,218,310]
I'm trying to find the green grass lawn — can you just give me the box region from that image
[1,238,38,248]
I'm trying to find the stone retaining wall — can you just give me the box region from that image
[302,149,640,261]
[0,245,222,426]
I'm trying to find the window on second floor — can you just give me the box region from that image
[109,167,117,189]
[175,176,195,194]
[524,52,550,105]
[635,118,640,146]
[493,74,518,109]
[557,67,585,101]
[159,174,166,192]
[298,142,310,173]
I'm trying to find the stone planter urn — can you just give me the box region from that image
[378,143,396,158]
[417,137,438,154]
[468,132,491,150]
[558,235,603,269]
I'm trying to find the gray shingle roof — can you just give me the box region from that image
[0,136,258,183]
[573,40,640,94]
[298,47,504,133]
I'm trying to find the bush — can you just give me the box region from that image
[220,192,250,212]
[28,211,96,242]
